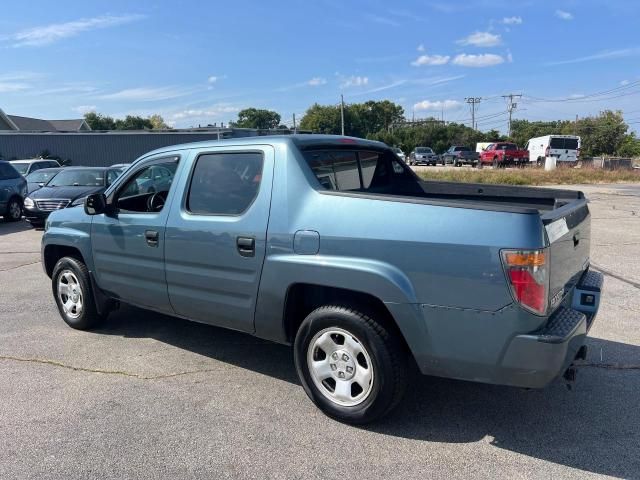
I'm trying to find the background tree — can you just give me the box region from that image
[148,114,169,130]
[231,108,281,129]
[115,115,153,130]
[84,112,116,130]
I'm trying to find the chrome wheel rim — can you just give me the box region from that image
[9,201,21,219]
[307,327,374,407]
[57,270,83,319]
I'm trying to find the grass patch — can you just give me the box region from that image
[416,166,640,186]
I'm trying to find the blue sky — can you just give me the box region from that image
[1,0,639,132]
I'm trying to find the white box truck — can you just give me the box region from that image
[526,135,581,165]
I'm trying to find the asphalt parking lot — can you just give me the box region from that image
[1,184,639,479]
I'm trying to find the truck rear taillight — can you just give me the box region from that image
[501,249,549,315]
[545,146,550,157]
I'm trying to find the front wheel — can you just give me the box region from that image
[52,256,105,330]
[294,305,408,424]
[4,197,22,221]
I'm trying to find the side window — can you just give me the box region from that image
[304,151,360,191]
[116,158,178,213]
[187,152,263,215]
[30,163,41,172]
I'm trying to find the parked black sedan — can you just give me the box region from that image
[23,166,126,227]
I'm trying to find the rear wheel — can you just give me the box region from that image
[294,305,407,424]
[492,157,499,169]
[4,197,22,221]
[52,256,105,330]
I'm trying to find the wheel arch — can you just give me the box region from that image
[43,244,85,278]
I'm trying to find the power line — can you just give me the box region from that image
[502,93,522,137]
[464,97,482,129]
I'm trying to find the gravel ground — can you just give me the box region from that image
[0,184,639,479]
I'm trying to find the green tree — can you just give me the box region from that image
[115,115,153,130]
[350,100,405,137]
[149,114,169,130]
[300,100,404,137]
[84,112,116,130]
[231,108,281,129]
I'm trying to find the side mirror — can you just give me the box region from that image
[84,193,107,215]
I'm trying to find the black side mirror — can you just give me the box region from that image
[84,193,107,215]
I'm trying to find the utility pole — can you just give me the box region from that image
[502,93,522,137]
[293,113,296,133]
[464,97,482,130]
[340,94,345,136]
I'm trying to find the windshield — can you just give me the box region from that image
[10,162,29,174]
[48,170,105,187]
[26,170,60,183]
[454,146,471,152]
[415,147,433,153]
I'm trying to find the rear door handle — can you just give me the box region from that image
[237,236,255,257]
[145,229,159,247]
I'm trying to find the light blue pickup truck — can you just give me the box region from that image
[42,135,603,423]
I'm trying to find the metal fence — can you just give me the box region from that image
[0,128,293,167]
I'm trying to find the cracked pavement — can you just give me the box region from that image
[1,184,639,479]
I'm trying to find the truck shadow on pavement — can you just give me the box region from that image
[0,219,33,234]
[99,306,640,478]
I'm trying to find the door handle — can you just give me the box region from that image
[145,229,159,247]
[237,236,255,257]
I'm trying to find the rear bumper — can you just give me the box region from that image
[498,270,603,388]
[394,270,604,389]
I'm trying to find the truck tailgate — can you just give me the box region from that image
[542,198,590,309]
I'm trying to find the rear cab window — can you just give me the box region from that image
[550,137,579,150]
[303,148,415,194]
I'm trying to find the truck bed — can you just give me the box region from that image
[347,179,585,214]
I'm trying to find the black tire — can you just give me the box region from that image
[492,157,499,169]
[4,197,22,222]
[52,256,104,330]
[294,305,408,424]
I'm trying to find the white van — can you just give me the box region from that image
[525,135,581,164]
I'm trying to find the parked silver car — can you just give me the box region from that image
[409,147,438,166]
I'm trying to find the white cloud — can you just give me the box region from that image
[341,76,369,88]
[413,99,462,111]
[307,77,327,86]
[207,76,219,84]
[365,14,400,27]
[4,14,145,47]
[457,31,501,47]
[169,105,240,122]
[99,86,194,102]
[417,44,425,52]
[351,80,408,97]
[502,16,523,25]
[546,47,640,66]
[507,51,514,63]
[452,53,505,67]
[71,105,96,114]
[555,10,574,20]
[621,79,630,86]
[0,82,30,93]
[411,54,450,66]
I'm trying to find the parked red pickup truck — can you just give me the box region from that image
[480,142,529,168]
